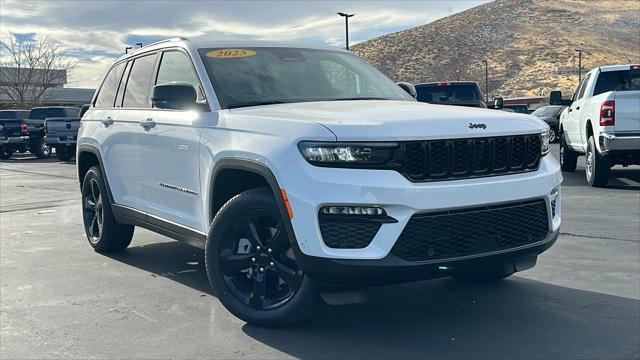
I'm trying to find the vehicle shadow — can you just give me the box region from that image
[562,166,640,190]
[106,241,640,359]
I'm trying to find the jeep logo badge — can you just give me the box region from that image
[469,123,487,129]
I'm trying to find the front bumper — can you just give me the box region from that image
[599,133,640,153]
[297,229,559,285]
[279,155,562,261]
[0,136,30,145]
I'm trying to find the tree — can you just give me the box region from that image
[0,33,77,108]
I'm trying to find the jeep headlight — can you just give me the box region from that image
[541,129,550,156]
[298,142,397,166]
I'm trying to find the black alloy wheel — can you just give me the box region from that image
[83,177,104,244]
[218,209,303,310]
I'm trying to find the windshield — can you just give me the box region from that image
[198,47,413,109]
[532,106,563,117]
[593,69,640,96]
[415,83,483,104]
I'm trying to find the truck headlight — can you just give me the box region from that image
[541,130,550,156]
[298,142,397,166]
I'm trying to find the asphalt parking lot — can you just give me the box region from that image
[1,144,639,359]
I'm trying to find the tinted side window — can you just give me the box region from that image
[115,61,133,107]
[156,51,201,96]
[123,54,158,108]
[95,62,125,108]
[577,73,592,100]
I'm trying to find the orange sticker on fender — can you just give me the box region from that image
[206,49,256,59]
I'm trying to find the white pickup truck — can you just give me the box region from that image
[559,64,640,187]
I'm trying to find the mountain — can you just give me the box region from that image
[351,0,640,98]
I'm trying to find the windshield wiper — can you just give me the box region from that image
[331,97,390,101]
[226,100,292,109]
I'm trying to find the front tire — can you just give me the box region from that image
[205,188,317,327]
[586,136,610,187]
[549,126,559,143]
[81,166,134,252]
[0,146,14,160]
[559,132,578,172]
[30,137,51,159]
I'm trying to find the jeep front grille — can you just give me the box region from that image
[400,134,542,182]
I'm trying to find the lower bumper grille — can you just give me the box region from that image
[391,199,549,262]
[319,216,381,249]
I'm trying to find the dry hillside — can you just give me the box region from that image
[352,0,640,98]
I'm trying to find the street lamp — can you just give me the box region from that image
[337,12,355,50]
[482,59,489,103]
[125,46,133,54]
[576,49,582,83]
[136,42,143,48]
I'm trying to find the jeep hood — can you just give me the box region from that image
[229,100,547,141]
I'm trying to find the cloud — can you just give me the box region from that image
[0,0,488,88]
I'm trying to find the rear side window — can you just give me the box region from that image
[29,108,66,119]
[123,54,158,108]
[593,70,640,96]
[95,62,125,108]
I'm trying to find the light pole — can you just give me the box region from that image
[483,59,489,103]
[337,12,355,50]
[576,49,582,83]
[136,42,143,48]
[125,46,132,54]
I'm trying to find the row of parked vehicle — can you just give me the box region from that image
[0,104,88,161]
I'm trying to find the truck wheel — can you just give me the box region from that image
[549,126,559,143]
[586,136,610,187]
[56,146,74,162]
[453,264,514,283]
[0,146,15,160]
[205,188,318,327]
[81,166,134,252]
[559,132,577,172]
[30,138,51,159]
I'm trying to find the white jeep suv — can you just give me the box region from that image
[77,38,562,326]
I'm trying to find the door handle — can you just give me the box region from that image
[102,116,114,127]
[140,118,156,130]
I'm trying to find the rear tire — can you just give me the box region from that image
[0,146,14,160]
[56,145,74,162]
[30,137,51,159]
[559,132,578,172]
[205,188,318,327]
[586,136,610,187]
[81,166,134,252]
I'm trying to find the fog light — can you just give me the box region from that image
[320,206,386,216]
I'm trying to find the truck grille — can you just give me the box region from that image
[400,135,541,182]
[390,199,549,262]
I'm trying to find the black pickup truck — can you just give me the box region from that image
[27,106,80,159]
[0,109,30,159]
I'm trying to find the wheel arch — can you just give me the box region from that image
[77,144,114,203]
[208,158,298,248]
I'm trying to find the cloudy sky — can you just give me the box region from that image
[0,0,488,88]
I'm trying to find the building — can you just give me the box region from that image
[0,67,95,109]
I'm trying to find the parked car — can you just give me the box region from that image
[0,109,30,159]
[558,64,640,187]
[502,104,529,114]
[27,106,80,159]
[414,81,487,108]
[531,105,566,143]
[78,38,560,326]
[45,104,89,161]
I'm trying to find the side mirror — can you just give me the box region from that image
[397,82,417,98]
[549,91,563,105]
[493,97,504,110]
[152,82,198,110]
